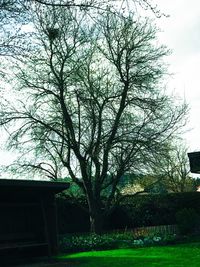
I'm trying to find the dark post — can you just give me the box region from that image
[42,194,59,255]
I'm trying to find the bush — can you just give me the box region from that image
[59,231,179,253]
[57,192,200,233]
[59,233,123,252]
[118,192,200,228]
[176,208,200,235]
[56,198,90,234]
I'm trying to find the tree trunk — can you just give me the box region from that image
[86,189,105,234]
[90,210,104,234]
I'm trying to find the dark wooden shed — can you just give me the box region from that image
[0,179,69,259]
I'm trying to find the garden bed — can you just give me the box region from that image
[59,224,181,253]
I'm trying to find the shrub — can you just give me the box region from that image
[118,192,200,228]
[176,208,200,235]
[59,233,119,252]
[57,192,200,233]
[59,231,179,253]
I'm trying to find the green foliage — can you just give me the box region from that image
[176,208,200,235]
[59,233,119,252]
[59,231,178,253]
[57,192,200,234]
[119,192,200,228]
[56,198,90,234]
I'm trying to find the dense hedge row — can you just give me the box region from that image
[118,192,200,227]
[56,192,200,234]
[57,197,90,234]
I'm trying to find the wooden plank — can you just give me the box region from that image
[0,203,39,207]
[0,242,48,250]
[0,232,36,241]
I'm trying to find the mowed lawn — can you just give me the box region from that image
[57,242,200,267]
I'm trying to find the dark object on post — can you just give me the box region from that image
[0,179,69,260]
[188,151,200,173]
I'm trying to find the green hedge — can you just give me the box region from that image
[118,192,200,227]
[56,197,90,234]
[56,192,200,233]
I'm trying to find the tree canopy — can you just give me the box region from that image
[0,1,187,232]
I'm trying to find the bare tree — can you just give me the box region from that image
[0,5,187,232]
[149,142,194,193]
[0,0,166,58]
[32,0,163,15]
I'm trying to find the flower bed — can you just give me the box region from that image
[59,225,179,253]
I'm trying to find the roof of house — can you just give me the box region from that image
[188,151,200,174]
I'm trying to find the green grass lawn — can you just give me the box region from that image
[57,242,200,267]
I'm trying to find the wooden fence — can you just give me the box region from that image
[133,224,178,237]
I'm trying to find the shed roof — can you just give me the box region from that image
[0,179,70,194]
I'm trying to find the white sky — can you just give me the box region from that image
[155,0,200,152]
[1,0,200,171]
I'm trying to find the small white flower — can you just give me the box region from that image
[133,239,144,245]
[153,236,162,242]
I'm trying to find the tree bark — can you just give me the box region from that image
[89,209,104,234]
[87,194,105,234]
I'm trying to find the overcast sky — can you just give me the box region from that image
[155,0,200,151]
[1,0,200,169]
